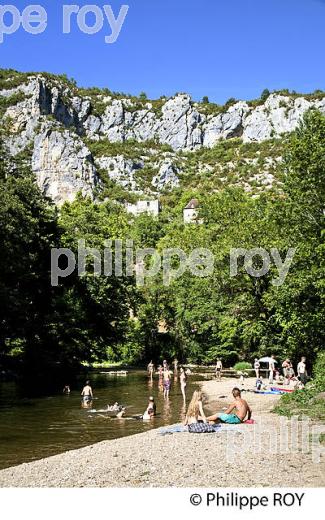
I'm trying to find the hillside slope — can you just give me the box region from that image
[1,69,325,204]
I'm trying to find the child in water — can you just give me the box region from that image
[143,396,156,420]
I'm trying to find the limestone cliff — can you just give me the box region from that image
[1,70,324,204]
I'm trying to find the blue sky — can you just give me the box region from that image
[1,0,325,103]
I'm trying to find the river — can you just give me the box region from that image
[0,369,211,470]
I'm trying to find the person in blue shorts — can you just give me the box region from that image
[218,413,242,424]
[207,387,252,424]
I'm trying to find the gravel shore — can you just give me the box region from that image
[0,378,324,487]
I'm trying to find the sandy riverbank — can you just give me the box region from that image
[0,377,324,487]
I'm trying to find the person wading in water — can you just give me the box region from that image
[81,380,93,406]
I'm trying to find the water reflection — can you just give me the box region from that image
[163,398,172,422]
[180,402,187,423]
[81,400,93,410]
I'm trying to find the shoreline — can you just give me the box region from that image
[0,377,324,487]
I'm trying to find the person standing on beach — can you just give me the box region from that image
[173,358,178,373]
[282,359,294,384]
[282,359,290,382]
[254,358,260,379]
[287,360,295,380]
[297,356,308,385]
[268,355,276,384]
[215,359,223,380]
[179,367,187,403]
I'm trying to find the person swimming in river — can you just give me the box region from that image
[207,387,252,424]
[183,390,207,425]
[81,381,93,402]
[107,402,126,417]
[142,396,156,420]
[90,402,125,417]
[107,402,123,412]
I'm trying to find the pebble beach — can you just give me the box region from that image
[0,377,324,487]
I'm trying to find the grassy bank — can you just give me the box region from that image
[82,361,124,369]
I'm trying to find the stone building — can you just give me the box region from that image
[125,200,161,217]
[183,198,201,223]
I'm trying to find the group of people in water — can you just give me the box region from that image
[69,359,190,421]
[147,359,189,402]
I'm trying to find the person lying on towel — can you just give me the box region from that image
[207,387,252,425]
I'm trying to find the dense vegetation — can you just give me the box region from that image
[0,110,324,387]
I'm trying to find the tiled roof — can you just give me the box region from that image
[184,198,199,210]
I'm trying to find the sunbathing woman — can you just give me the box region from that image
[184,390,207,426]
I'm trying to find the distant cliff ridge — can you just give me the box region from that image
[1,70,325,204]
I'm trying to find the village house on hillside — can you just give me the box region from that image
[183,198,202,224]
[125,200,161,217]
[125,198,203,224]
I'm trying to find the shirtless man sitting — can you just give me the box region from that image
[207,387,252,424]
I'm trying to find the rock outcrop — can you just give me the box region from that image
[32,129,98,205]
[152,159,180,191]
[94,154,143,192]
[1,71,325,204]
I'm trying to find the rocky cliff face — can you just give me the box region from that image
[1,71,325,204]
[33,129,98,205]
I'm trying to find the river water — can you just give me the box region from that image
[0,369,211,470]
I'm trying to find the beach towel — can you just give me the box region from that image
[270,387,294,393]
[158,424,188,435]
[188,423,221,433]
[254,390,283,395]
[158,423,244,435]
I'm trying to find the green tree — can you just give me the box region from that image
[260,89,270,102]
[0,140,61,377]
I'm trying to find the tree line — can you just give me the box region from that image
[0,110,324,384]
